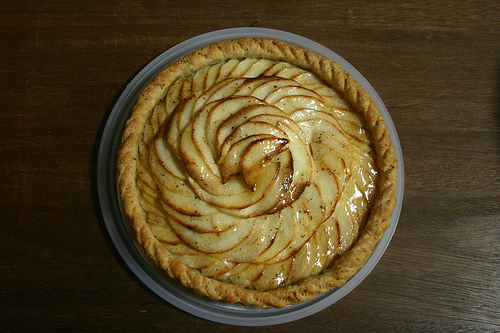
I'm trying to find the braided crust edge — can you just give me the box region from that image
[117,38,398,308]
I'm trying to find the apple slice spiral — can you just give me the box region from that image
[136,58,378,291]
[118,39,398,308]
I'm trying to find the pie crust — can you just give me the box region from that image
[117,38,397,308]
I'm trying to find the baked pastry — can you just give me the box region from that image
[117,38,397,308]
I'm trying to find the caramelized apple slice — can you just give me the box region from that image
[219,134,279,184]
[213,215,275,262]
[214,103,285,155]
[168,215,256,254]
[218,121,288,160]
[274,95,329,114]
[250,212,291,263]
[264,86,322,105]
[233,76,282,96]
[198,77,246,105]
[249,78,298,100]
[241,138,290,190]
[219,135,289,186]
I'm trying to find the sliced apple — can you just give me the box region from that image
[165,79,184,116]
[199,258,238,277]
[261,62,293,76]
[212,215,275,263]
[289,71,323,88]
[334,181,360,254]
[210,99,273,152]
[190,65,211,95]
[249,78,298,100]
[264,86,321,105]
[168,214,256,254]
[187,160,280,211]
[197,77,246,106]
[313,86,352,110]
[148,220,182,245]
[274,95,329,114]
[223,263,265,288]
[250,212,291,263]
[174,252,218,272]
[161,205,240,233]
[273,66,305,79]
[241,138,290,190]
[233,76,278,97]
[157,182,218,218]
[219,134,288,185]
[165,96,198,157]
[217,58,239,76]
[252,261,287,291]
[218,121,288,160]
[227,58,259,77]
[241,59,279,78]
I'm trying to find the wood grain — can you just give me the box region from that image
[1,0,499,331]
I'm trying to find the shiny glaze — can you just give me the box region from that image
[137,59,378,290]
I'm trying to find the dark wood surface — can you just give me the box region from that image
[1,1,499,331]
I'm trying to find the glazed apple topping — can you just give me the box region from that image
[136,58,378,290]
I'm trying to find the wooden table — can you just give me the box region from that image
[2,1,499,331]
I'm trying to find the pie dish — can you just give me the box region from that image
[117,37,398,308]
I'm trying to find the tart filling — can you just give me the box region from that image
[118,38,397,308]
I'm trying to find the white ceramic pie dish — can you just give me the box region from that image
[97,27,404,326]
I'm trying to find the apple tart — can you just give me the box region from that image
[117,38,397,308]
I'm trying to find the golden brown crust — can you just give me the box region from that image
[117,38,397,308]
